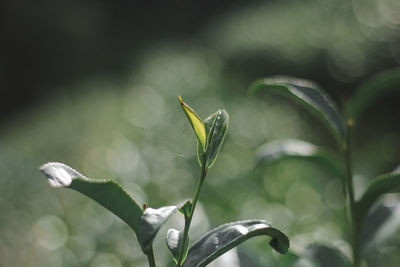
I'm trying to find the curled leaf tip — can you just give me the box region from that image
[269,237,288,254]
[178,95,184,105]
[39,162,86,188]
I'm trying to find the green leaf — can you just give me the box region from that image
[182,220,289,267]
[361,200,400,252]
[304,243,351,267]
[140,205,179,253]
[395,165,400,172]
[166,228,190,264]
[197,109,230,168]
[205,110,229,168]
[347,68,400,121]
[356,169,400,222]
[39,162,143,237]
[256,139,344,180]
[249,76,345,146]
[179,96,207,151]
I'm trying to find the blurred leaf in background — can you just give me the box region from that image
[1,0,400,266]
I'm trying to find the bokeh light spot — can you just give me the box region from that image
[33,215,69,251]
[285,184,321,221]
[90,253,122,267]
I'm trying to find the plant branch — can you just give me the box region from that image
[147,246,157,267]
[177,154,208,266]
[344,120,359,267]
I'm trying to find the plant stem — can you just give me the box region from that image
[147,247,157,267]
[177,156,208,266]
[344,120,359,267]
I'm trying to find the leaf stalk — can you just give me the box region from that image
[177,154,208,266]
[344,120,360,267]
[147,247,157,267]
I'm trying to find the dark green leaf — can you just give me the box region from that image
[249,76,345,146]
[367,203,400,254]
[256,139,344,180]
[197,109,230,168]
[39,162,143,237]
[304,243,351,267]
[356,170,400,222]
[166,228,190,264]
[206,110,229,168]
[140,205,179,253]
[347,68,400,121]
[361,199,400,253]
[394,165,400,172]
[182,220,289,267]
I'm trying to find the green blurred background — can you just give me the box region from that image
[1,0,400,266]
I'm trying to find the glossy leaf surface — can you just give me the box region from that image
[197,109,230,168]
[140,205,179,253]
[304,243,351,267]
[182,220,289,267]
[356,170,400,221]
[249,76,345,145]
[166,228,190,264]
[256,139,344,180]
[347,68,400,121]
[40,162,143,237]
[179,96,206,151]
